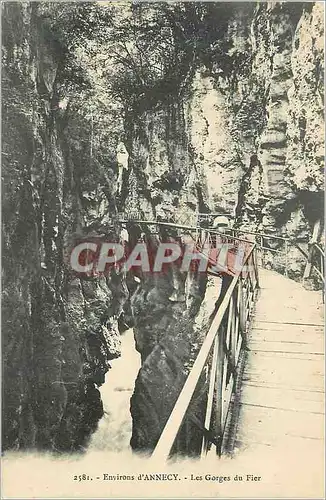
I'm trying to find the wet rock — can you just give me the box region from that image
[2,3,126,452]
[2,2,323,458]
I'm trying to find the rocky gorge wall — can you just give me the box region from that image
[118,2,324,452]
[2,2,127,451]
[2,2,324,456]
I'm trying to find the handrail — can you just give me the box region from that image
[191,232,254,277]
[231,228,289,242]
[231,228,309,259]
[119,218,253,245]
[151,244,259,461]
[118,212,319,247]
[117,212,323,458]
[118,213,324,286]
[231,228,324,286]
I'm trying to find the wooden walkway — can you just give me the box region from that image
[235,268,324,455]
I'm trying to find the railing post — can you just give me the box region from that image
[303,243,314,281]
[252,247,259,290]
[195,210,200,243]
[239,278,246,342]
[285,240,288,277]
[321,251,324,279]
[303,219,320,281]
[151,244,257,462]
[320,250,325,304]
[214,324,225,456]
[201,333,219,457]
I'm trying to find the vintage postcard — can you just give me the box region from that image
[1,0,324,498]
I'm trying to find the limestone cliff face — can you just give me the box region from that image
[121,2,324,239]
[227,3,324,238]
[2,2,324,456]
[236,2,324,273]
[287,4,324,218]
[190,2,324,243]
[120,2,324,452]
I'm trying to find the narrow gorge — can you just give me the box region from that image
[2,1,324,457]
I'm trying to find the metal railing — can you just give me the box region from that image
[151,243,259,461]
[303,242,325,283]
[229,228,294,277]
[189,230,254,277]
[115,212,324,459]
[117,210,324,291]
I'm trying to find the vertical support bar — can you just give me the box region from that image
[239,278,246,341]
[303,243,313,280]
[214,325,225,456]
[321,251,324,279]
[226,295,233,348]
[231,288,237,369]
[224,294,234,399]
[201,333,219,457]
[285,240,288,277]
[245,271,250,334]
[234,283,241,363]
[320,251,325,304]
[303,219,320,280]
[253,248,259,289]
[208,233,212,259]
[195,209,199,243]
[260,235,264,268]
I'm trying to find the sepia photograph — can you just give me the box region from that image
[1,0,325,498]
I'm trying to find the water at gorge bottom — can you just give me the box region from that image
[88,329,141,453]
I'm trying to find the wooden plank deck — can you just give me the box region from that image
[235,268,324,454]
